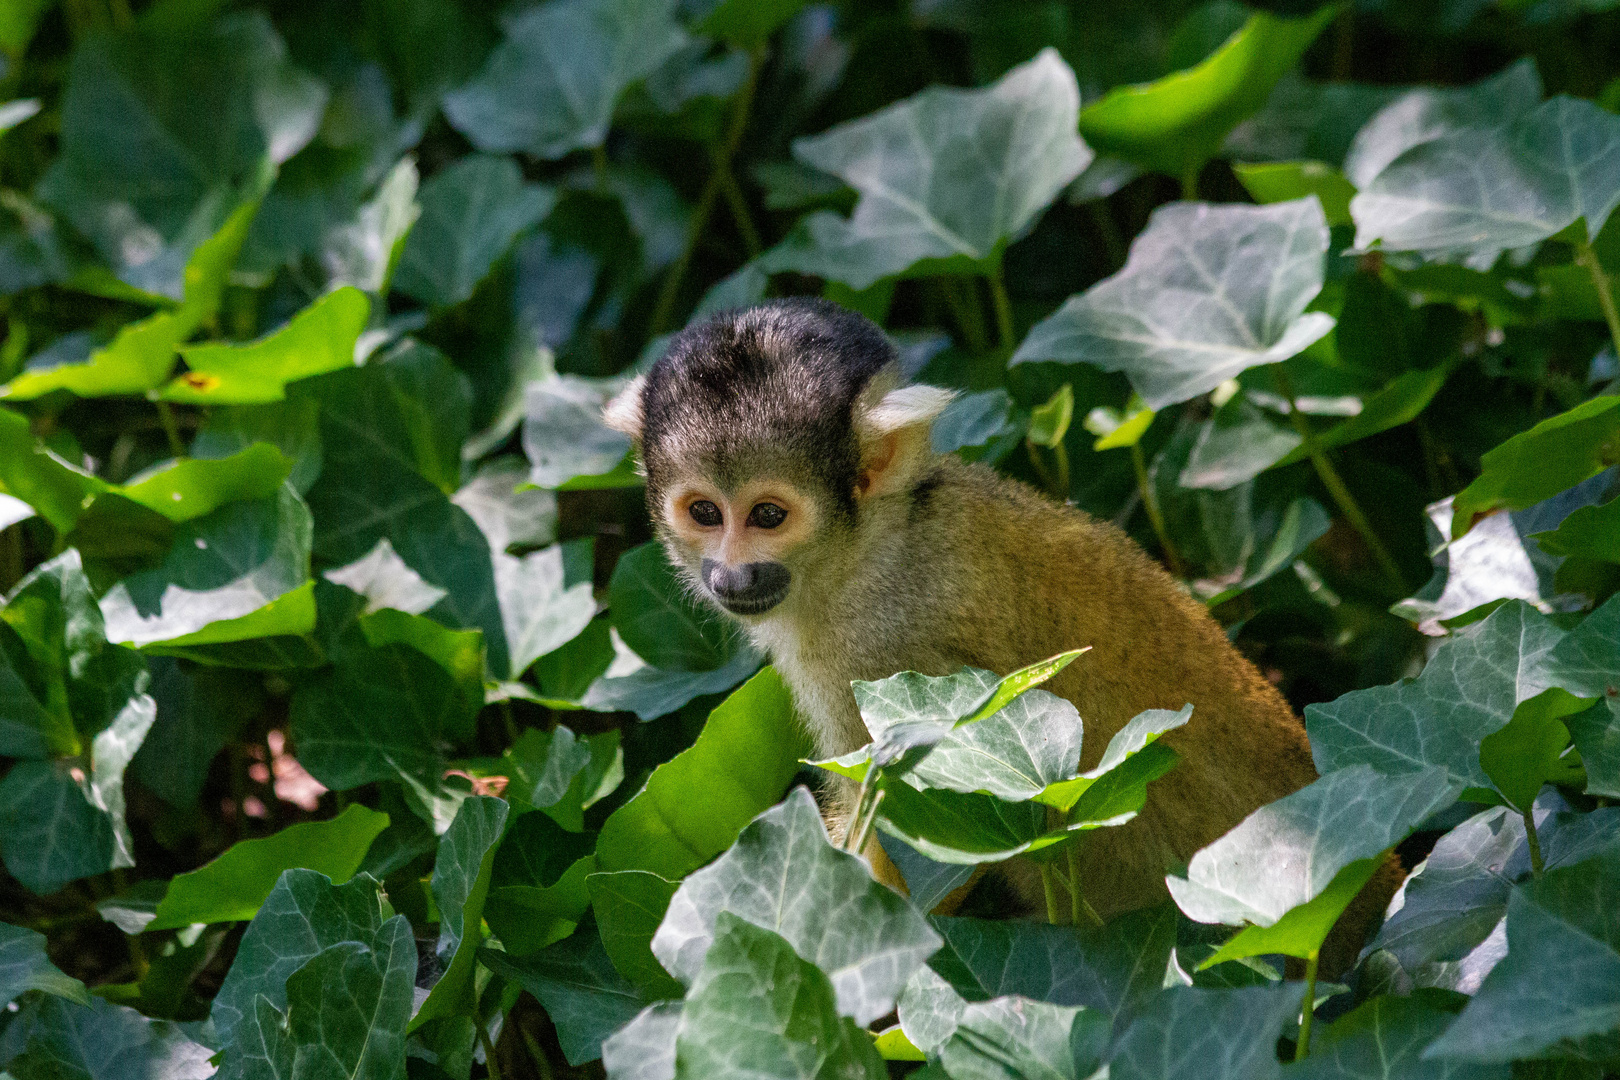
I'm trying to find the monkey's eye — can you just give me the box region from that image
[688,500,723,527]
[749,502,787,529]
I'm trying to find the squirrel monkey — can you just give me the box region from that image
[604,299,1396,972]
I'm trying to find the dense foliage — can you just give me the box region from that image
[0,0,1617,1076]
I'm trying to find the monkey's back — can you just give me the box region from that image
[900,457,1322,916]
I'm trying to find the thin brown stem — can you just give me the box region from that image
[1295,952,1320,1060]
[1274,367,1406,592]
[1575,240,1620,359]
[1130,441,1185,578]
[648,49,765,334]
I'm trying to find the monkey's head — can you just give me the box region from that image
[602,299,953,621]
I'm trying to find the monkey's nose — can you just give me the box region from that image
[701,559,791,615]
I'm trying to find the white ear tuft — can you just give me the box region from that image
[601,374,647,438]
[862,384,957,435]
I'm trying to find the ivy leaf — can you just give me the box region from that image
[322,537,448,616]
[1,190,265,401]
[1353,96,1620,265]
[209,869,395,1048]
[672,914,887,1080]
[689,0,809,49]
[237,920,415,1080]
[877,834,976,914]
[97,485,314,648]
[522,374,637,490]
[452,456,558,556]
[1425,850,1620,1065]
[1233,161,1357,227]
[395,154,556,307]
[580,639,765,721]
[147,804,389,930]
[1305,601,1570,788]
[936,995,1111,1080]
[595,667,807,879]
[1568,699,1620,799]
[495,538,597,679]
[758,49,1090,290]
[0,408,105,534]
[0,922,89,1006]
[324,156,420,296]
[0,674,155,895]
[1012,198,1335,410]
[1369,798,1620,975]
[160,287,369,405]
[300,342,510,675]
[607,541,736,673]
[1107,985,1302,1080]
[442,0,686,161]
[1167,765,1461,963]
[414,795,509,1027]
[1533,494,1620,564]
[1449,396,1620,540]
[1291,994,1507,1080]
[6,996,215,1080]
[1078,8,1337,181]
[602,1001,683,1080]
[926,906,1178,1030]
[34,13,322,300]
[480,923,648,1066]
[651,787,942,1026]
[589,870,685,999]
[1342,60,1543,190]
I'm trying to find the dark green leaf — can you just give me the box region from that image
[521,374,637,490]
[0,922,89,1006]
[414,795,508,1027]
[209,869,395,1047]
[589,870,684,999]
[936,994,1111,1080]
[1288,993,1507,1079]
[1425,850,1620,1064]
[441,0,686,160]
[607,541,735,673]
[480,923,647,1066]
[7,995,214,1080]
[1108,985,1302,1080]
[395,155,556,307]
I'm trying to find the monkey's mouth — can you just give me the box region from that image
[714,586,789,617]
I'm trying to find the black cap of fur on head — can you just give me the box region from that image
[631,299,898,521]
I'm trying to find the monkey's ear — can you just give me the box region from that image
[855,383,955,500]
[602,374,647,439]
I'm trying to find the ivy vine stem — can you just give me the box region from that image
[843,773,874,852]
[1066,843,1104,927]
[850,789,885,857]
[648,47,765,335]
[1523,805,1545,877]
[1129,440,1186,578]
[1040,863,1063,925]
[477,1021,503,1080]
[1273,366,1406,592]
[1573,239,1620,360]
[1295,952,1320,1060]
[989,268,1016,351]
